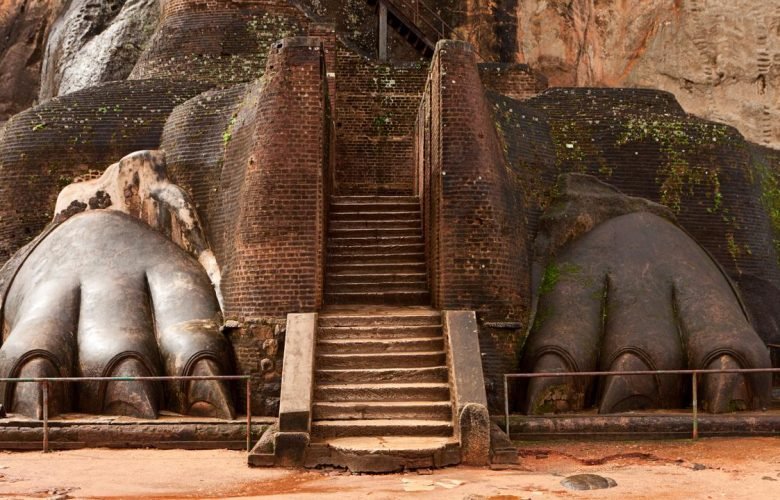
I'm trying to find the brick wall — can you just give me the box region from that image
[414,41,531,408]
[416,40,529,323]
[478,63,548,101]
[130,0,310,86]
[161,37,332,414]
[334,45,428,194]
[0,79,209,263]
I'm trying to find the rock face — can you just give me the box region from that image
[454,0,780,149]
[39,0,160,100]
[0,0,65,122]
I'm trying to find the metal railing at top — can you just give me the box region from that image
[385,0,455,42]
[503,367,780,441]
[0,375,252,453]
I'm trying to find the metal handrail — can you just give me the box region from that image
[386,0,454,40]
[503,367,780,441]
[3,375,252,453]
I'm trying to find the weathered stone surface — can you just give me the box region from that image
[39,0,160,100]
[0,208,235,420]
[278,313,316,433]
[0,416,269,450]
[522,174,771,415]
[458,403,490,466]
[274,431,309,467]
[0,0,65,122]
[561,474,617,491]
[454,0,779,149]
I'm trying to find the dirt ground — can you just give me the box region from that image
[0,438,777,499]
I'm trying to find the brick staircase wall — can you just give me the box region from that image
[415,41,529,323]
[334,46,428,195]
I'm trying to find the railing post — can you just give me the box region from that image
[41,381,49,453]
[378,1,388,61]
[246,377,252,452]
[504,375,510,440]
[692,372,699,440]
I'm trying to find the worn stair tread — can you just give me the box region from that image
[313,419,452,427]
[319,337,441,345]
[316,366,448,384]
[326,272,427,282]
[313,400,450,408]
[315,382,449,390]
[314,436,458,453]
[317,338,444,354]
[318,325,442,340]
[311,419,453,438]
[318,312,440,327]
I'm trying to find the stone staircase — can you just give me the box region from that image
[325,196,430,306]
[306,307,460,470]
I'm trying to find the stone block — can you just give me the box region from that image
[278,313,317,433]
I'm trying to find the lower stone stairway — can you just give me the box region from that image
[325,195,429,306]
[305,306,459,470]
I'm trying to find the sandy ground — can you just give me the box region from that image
[0,438,777,499]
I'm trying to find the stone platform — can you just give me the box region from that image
[503,408,780,441]
[0,413,274,451]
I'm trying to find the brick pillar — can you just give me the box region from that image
[220,37,328,320]
[425,40,529,323]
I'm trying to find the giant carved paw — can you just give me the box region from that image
[0,210,235,419]
[522,186,772,414]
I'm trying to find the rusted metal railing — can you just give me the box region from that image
[386,0,456,42]
[0,375,252,453]
[503,367,780,441]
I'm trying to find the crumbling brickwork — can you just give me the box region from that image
[0,79,208,263]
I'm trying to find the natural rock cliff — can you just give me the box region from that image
[455,0,779,149]
[39,0,160,100]
[0,0,65,122]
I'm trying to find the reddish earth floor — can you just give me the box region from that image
[0,438,777,499]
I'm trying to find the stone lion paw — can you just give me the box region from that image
[521,176,772,414]
[0,193,234,420]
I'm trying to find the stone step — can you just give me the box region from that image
[330,201,421,213]
[329,219,421,230]
[330,211,421,221]
[330,194,420,203]
[328,227,421,238]
[328,243,425,255]
[330,195,419,205]
[325,281,427,294]
[318,311,440,327]
[326,272,427,284]
[326,262,426,274]
[314,382,450,402]
[311,419,453,438]
[327,252,426,265]
[317,337,444,354]
[318,324,442,340]
[316,366,448,384]
[317,351,446,369]
[325,290,430,306]
[328,235,424,246]
[312,401,452,420]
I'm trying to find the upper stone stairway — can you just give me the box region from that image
[325,196,430,306]
[366,0,449,57]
